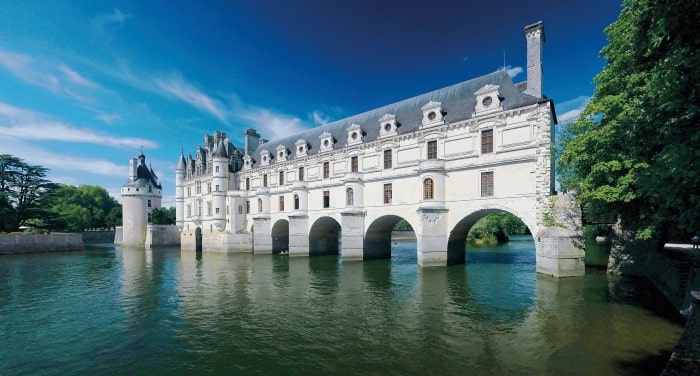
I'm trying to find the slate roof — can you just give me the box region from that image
[123,155,162,189]
[250,70,544,164]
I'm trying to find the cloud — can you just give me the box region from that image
[91,8,131,40]
[59,64,99,89]
[155,73,227,122]
[238,107,307,141]
[506,66,523,78]
[557,96,591,124]
[96,113,122,124]
[0,102,157,149]
[308,110,331,126]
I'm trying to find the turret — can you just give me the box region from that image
[524,21,545,98]
[212,140,228,231]
[175,149,186,230]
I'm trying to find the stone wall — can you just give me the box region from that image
[145,225,181,248]
[0,233,84,254]
[82,231,115,244]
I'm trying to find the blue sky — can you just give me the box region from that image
[0,1,621,206]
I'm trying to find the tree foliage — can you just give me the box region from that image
[467,213,529,244]
[151,207,176,225]
[43,184,122,231]
[558,0,700,241]
[0,154,57,232]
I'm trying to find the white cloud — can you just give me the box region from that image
[557,96,591,124]
[506,66,523,78]
[558,108,584,124]
[309,110,331,126]
[59,64,99,89]
[238,107,307,141]
[96,113,122,124]
[0,102,157,149]
[155,73,227,122]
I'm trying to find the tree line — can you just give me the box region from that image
[0,154,175,233]
[557,0,699,243]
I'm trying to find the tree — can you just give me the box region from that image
[0,154,57,232]
[558,0,700,242]
[151,207,176,225]
[467,212,528,244]
[44,184,121,231]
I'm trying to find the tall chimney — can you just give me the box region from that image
[243,128,261,156]
[524,21,545,98]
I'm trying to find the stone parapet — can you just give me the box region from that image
[0,233,84,254]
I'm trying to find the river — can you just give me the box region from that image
[0,235,684,375]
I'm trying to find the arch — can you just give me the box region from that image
[447,208,533,265]
[271,219,289,254]
[309,216,341,256]
[364,215,417,260]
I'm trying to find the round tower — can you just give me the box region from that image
[211,140,228,231]
[120,152,163,247]
[175,149,186,230]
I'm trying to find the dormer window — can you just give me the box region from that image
[379,113,398,138]
[260,149,271,166]
[295,139,308,158]
[319,132,334,152]
[421,101,444,128]
[474,85,503,115]
[242,155,253,170]
[346,122,363,144]
[276,145,287,162]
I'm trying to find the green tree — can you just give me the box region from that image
[467,212,528,244]
[45,184,121,231]
[151,207,176,225]
[0,154,57,232]
[558,0,700,242]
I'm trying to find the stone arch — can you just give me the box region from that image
[309,216,341,256]
[363,215,417,260]
[447,206,534,265]
[271,219,289,254]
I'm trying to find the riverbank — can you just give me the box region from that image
[0,233,84,255]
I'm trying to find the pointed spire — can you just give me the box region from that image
[177,147,186,171]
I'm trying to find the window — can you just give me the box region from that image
[237,205,242,214]
[299,167,304,181]
[215,165,219,173]
[263,174,268,187]
[245,178,250,191]
[279,171,284,185]
[383,149,392,169]
[258,198,263,212]
[351,156,358,172]
[197,201,202,215]
[294,194,299,210]
[147,213,152,223]
[187,187,191,197]
[383,183,392,204]
[207,202,212,216]
[481,171,494,196]
[427,140,437,160]
[279,196,285,211]
[323,162,330,178]
[148,186,152,193]
[215,184,219,192]
[187,204,192,217]
[246,200,250,214]
[207,183,211,193]
[147,199,152,208]
[481,129,493,154]
[323,190,330,208]
[215,207,220,214]
[424,178,434,200]
[346,188,354,206]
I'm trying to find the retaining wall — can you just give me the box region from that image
[0,233,84,255]
[82,231,115,244]
[145,225,181,248]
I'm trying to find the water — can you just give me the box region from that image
[0,236,683,375]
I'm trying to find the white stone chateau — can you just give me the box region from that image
[176,22,585,277]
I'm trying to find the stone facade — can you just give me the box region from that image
[176,22,584,276]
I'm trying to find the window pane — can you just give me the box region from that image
[481,129,493,154]
[427,141,437,160]
[346,188,354,206]
[424,178,434,200]
[323,190,330,208]
[481,172,494,196]
[351,156,358,172]
[384,150,392,169]
[383,183,392,204]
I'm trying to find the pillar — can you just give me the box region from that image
[416,207,449,267]
[288,213,309,256]
[341,209,365,261]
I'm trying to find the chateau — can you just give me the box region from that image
[175,22,584,276]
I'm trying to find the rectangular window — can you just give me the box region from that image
[323,162,330,179]
[383,183,392,204]
[215,165,219,173]
[207,202,212,216]
[427,140,437,160]
[279,171,284,185]
[245,178,250,191]
[147,213,152,223]
[246,200,250,214]
[299,167,304,181]
[279,196,285,211]
[481,129,493,154]
[323,190,330,208]
[147,199,152,208]
[215,184,219,192]
[215,207,220,214]
[237,205,243,214]
[351,156,358,172]
[383,149,392,169]
[187,205,192,217]
[187,187,191,197]
[294,195,299,210]
[263,174,268,187]
[481,171,494,197]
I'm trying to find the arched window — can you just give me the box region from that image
[346,187,354,206]
[294,194,299,210]
[423,178,434,200]
[258,198,263,212]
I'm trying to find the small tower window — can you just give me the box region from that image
[263,174,268,187]
[245,178,250,191]
[294,194,299,210]
[258,198,263,212]
[424,178,434,200]
[279,171,284,185]
[147,199,152,208]
[299,167,304,181]
[346,187,354,206]
[215,166,219,173]
[323,190,330,208]
[323,162,330,179]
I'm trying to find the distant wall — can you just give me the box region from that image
[0,233,84,255]
[146,225,181,248]
[82,231,115,244]
[114,227,123,244]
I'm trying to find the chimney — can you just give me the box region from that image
[129,158,138,182]
[243,128,261,156]
[524,21,545,98]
